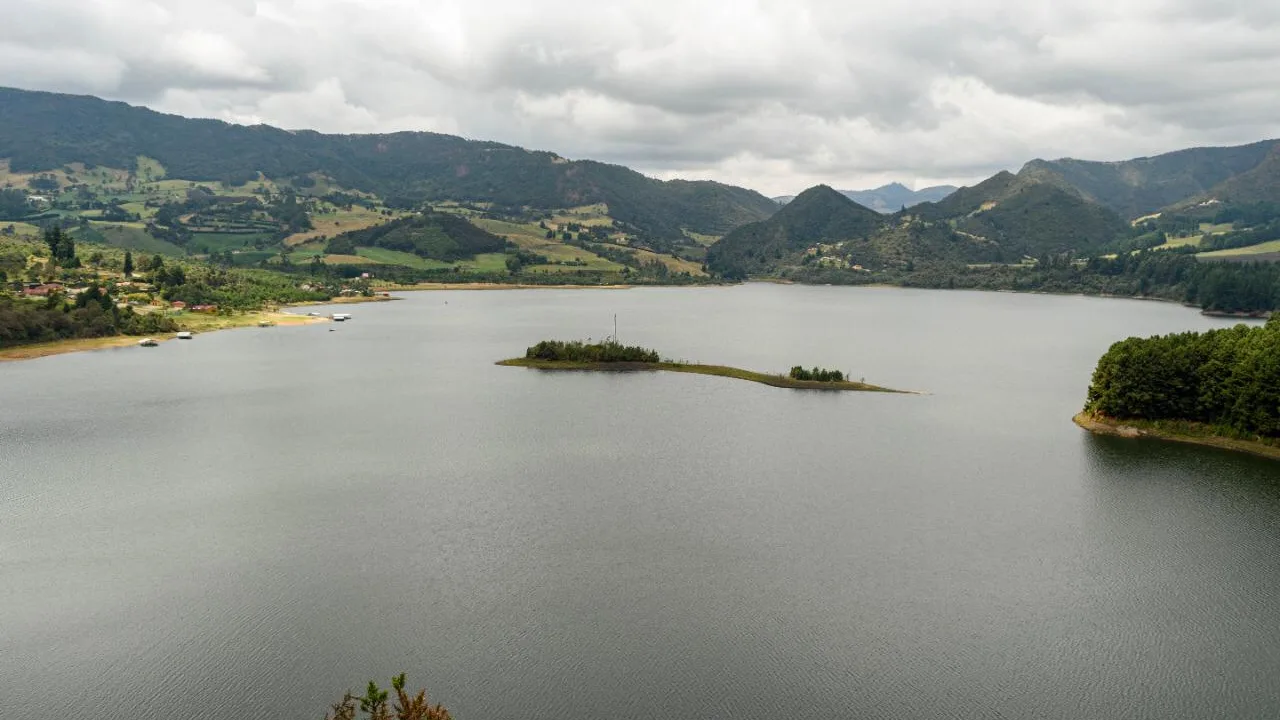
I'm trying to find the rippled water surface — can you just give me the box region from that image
[3,285,1279,719]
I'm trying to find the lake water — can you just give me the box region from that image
[3,284,1279,720]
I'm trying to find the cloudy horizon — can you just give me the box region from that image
[4,0,1280,196]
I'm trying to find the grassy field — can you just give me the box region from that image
[630,247,707,275]
[355,247,453,269]
[497,358,903,392]
[190,231,272,253]
[1,221,43,238]
[171,309,325,332]
[284,206,400,247]
[471,217,624,271]
[1200,222,1234,235]
[684,231,721,246]
[1197,239,1280,258]
[70,224,187,256]
[1154,234,1203,250]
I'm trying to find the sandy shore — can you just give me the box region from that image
[0,309,328,363]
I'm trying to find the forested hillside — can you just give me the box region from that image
[706,186,886,278]
[0,87,776,243]
[1020,140,1280,219]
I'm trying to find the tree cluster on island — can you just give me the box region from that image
[524,339,661,363]
[789,366,846,382]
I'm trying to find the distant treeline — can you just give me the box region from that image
[1085,317,1280,437]
[0,289,176,348]
[525,340,660,363]
[793,251,1280,314]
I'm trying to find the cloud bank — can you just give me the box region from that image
[3,0,1280,195]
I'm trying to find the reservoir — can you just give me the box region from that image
[2,284,1278,719]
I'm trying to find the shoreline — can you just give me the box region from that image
[497,358,908,393]
[372,282,634,292]
[0,309,328,363]
[1073,412,1280,461]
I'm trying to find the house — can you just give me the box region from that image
[22,284,60,297]
[170,301,187,310]
[190,304,218,313]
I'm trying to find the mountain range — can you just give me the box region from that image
[771,183,959,212]
[0,87,776,249]
[709,142,1280,278]
[2,86,1279,280]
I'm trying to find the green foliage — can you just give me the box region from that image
[0,189,32,220]
[0,293,177,348]
[325,674,453,720]
[1020,140,1280,218]
[123,251,133,276]
[0,87,775,243]
[328,211,505,261]
[151,264,334,310]
[525,339,661,363]
[789,366,845,382]
[43,226,77,265]
[1085,317,1280,437]
[708,185,885,278]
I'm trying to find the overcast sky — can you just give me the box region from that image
[4,0,1280,196]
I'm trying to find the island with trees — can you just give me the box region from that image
[1076,316,1280,460]
[498,339,902,392]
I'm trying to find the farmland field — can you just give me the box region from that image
[1198,239,1280,259]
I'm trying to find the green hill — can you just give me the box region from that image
[710,173,1130,278]
[1195,146,1280,206]
[0,87,776,244]
[913,173,1128,259]
[706,185,887,277]
[325,211,506,261]
[1019,140,1280,219]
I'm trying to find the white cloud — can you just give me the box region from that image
[1,0,1279,195]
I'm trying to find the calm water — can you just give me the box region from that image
[3,285,1279,720]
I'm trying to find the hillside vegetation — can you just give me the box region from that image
[1021,140,1280,219]
[0,87,776,245]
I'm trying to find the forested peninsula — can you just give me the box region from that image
[1077,317,1280,459]
[498,340,901,392]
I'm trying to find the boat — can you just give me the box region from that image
[138,338,158,347]
[176,331,193,340]
[331,313,351,322]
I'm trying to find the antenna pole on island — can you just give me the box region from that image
[613,314,618,343]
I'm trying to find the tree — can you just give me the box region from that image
[326,674,452,720]
[123,251,134,277]
[43,226,76,265]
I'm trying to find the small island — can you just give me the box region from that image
[498,339,903,392]
[1076,317,1280,461]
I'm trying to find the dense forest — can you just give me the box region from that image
[1084,317,1280,437]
